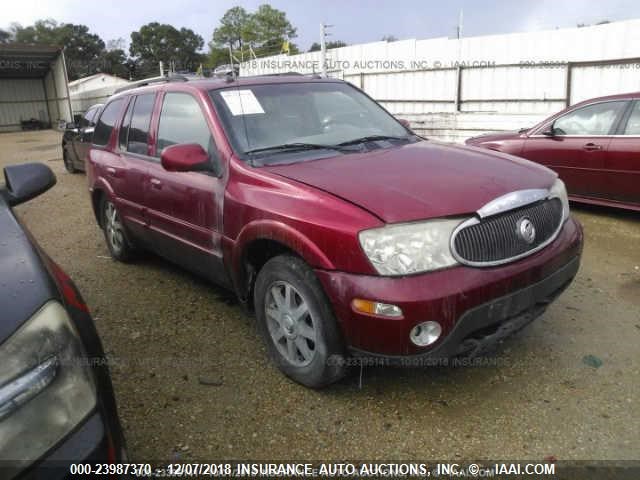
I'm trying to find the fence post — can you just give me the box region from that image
[454,65,462,112]
[565,62,572,107]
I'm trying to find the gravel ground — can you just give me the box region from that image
[2,130,639,462]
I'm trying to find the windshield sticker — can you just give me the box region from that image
[220,90,265,116]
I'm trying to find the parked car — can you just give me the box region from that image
[0,163,127,477]
[86,76,583,388]
[465,92,640,211]
[62,104,104,173]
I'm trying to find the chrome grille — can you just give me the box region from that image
[452,198,564,265]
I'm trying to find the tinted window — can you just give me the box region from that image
[623,102,640,135]
[119,98,134,150]
[157,93,212,154]
[554,101,626,136]
[127,94,155,155]
[93,99,124,146]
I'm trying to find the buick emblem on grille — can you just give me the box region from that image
[516,217,536,244]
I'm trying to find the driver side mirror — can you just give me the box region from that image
[161,143,220,176]
[1,163,56,207]
[398,118,412,130]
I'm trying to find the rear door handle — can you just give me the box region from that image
[150,178,162,189]
[583,142,603,151]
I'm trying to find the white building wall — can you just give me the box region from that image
[69,74,129,115]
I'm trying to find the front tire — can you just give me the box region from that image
[254,254,346,388]
[101,197,134,262]
[63,148,78,173]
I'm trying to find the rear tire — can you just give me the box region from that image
[100,197,134,262]
[254,254,346,388]
[63,149,78,174]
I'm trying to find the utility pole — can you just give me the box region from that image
[320,23,333,77]
[456,9,464,39]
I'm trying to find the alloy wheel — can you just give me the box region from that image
[265,281,317,367]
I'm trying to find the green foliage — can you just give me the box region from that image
[97,49,129,78]
[210,4,298,60]
[212,6,251,52]
[129,22,204,78]
[308,40,348,52]
[11,19,105,80]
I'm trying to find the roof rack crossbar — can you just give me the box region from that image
[114,73,189,94]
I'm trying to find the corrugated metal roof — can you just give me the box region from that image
[0,44,62,79]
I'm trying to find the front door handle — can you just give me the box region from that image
[583,142,603,151]
[150,178,163,189]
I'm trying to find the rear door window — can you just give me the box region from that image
[118,98,134,150]
[93,99,124,146]
[127,93,156,155]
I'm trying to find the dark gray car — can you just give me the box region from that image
[62,104,104,173]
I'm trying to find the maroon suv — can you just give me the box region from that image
[87,75,583,387]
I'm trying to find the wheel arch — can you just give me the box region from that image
[231,220,335,309]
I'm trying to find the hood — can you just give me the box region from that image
[0,198,58,343]
[263,140,555,223]
[465,130,526,145]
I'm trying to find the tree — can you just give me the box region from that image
[381,35,398,42]
[210,4,298,60]
[308,40,347,52]
[0,29,12,43]
[11,19,105,80]
[130,22,204,78]
[249,4,297,56]
[97,48,129,78]
[212,6,250,52]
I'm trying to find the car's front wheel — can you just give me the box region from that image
[101,197,134,262]
[62,148,77,173]
[254,254,346,388]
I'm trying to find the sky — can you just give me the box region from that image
[3,0,640,51]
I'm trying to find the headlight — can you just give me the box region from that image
[359,218,464,275]
[549,178,570,222]
[0,301,96,468]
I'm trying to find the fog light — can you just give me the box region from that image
[352,299,403,318]
[410,321,442,347]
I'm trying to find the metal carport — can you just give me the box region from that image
[0,44,73,132]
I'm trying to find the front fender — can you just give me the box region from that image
[232,219,335,271]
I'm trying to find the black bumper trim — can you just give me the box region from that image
[350,255,581,364]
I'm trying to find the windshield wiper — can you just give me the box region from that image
[337,135,409,146]
[245,142,353,155]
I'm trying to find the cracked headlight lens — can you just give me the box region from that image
[359,218,464,275]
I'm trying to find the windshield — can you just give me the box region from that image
[209,82,413,163]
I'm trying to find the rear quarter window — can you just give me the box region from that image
[93,99,125,146]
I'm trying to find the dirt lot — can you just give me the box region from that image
[2,130,639,462]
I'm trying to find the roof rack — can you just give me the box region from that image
[226,71,325,83]
[114,74,189,94]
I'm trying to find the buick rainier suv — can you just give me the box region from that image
[86,75,583,387]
